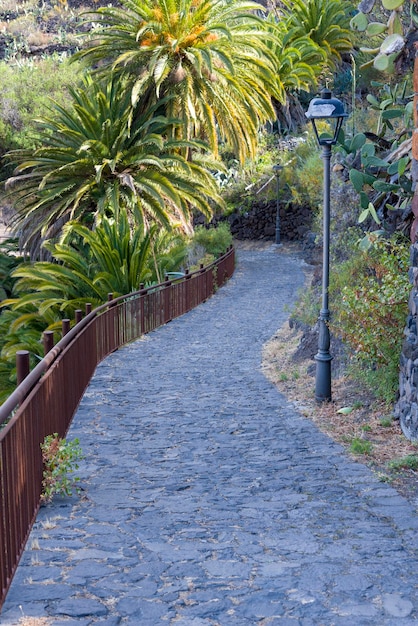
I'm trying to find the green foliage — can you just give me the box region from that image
[349,437,373,455]
[388,454,418,471]
[190,223,232,257]
[348,360,400,405]
[351,0,411,74]
[268,0,355,131]
[291,151,323,208]
[6,75,222,258]
[365,80,413,136]
[4,214,180,318]
[280,0,354,72]
[219,131,281,201]
[0,304,49,402]
[340,80,414,235]
[329,236,410,403]
[75,0,281,163]
[347,4,415,236]
[40,434,83,503]
[0,0,82,62]
[220,128,324,219]
[281,126,329,208]
[0,56,81,156]
[148,227,189,283]
[380,416,394,427]
[0,239,23,300]
[264,15,322,99]
[185,223,232,269]
[0,215,188,397]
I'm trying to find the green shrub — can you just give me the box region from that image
[379,416,393,428]
[290,284,320,327]
[349,437,373,455]
[189,223,233,259]
[0,55,81,156]
[0,239,22,300]
[289,150,323,208]
[388,454,418,472]
[330,235,410,403]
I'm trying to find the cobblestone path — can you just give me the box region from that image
[3,246,418,625]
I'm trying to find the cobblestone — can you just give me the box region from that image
[3,246,418,624]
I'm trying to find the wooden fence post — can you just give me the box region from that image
[43,331,54,356]
[16,350,30,385]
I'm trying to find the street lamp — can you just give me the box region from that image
[272,164,283,245]
[305,89,348,403]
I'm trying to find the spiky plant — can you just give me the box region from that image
[280,0,353,72]
[0,214,187,398]
[6,75,222,258]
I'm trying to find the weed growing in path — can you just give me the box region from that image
[40,434,83,503]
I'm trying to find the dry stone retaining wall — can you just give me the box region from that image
[395,242,418,440]
[212,201,313,241]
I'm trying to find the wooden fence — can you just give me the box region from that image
[0,246,235,610]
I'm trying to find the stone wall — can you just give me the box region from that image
[394,242,418,440]
[214,201,313,242]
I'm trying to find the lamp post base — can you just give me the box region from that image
[314,313,332,403]
[314,351,332,403]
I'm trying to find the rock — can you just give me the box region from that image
[207,201,313,243]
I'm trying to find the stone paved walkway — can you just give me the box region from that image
[3,246,418,625]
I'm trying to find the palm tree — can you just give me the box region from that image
[0,213,188,400]
[75,0,281,163]
[264,14,325,130]
[6,75,223,258]
[279,0,353,73]
[4,213,186,317]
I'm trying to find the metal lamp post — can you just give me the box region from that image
[273,164,283,245]
[305,89,348,403]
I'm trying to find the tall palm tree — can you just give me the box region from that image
[75,0,281,163]
[6,75,223,258]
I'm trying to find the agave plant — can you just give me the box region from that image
[75,0,281,163]
[6,75,223,258]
